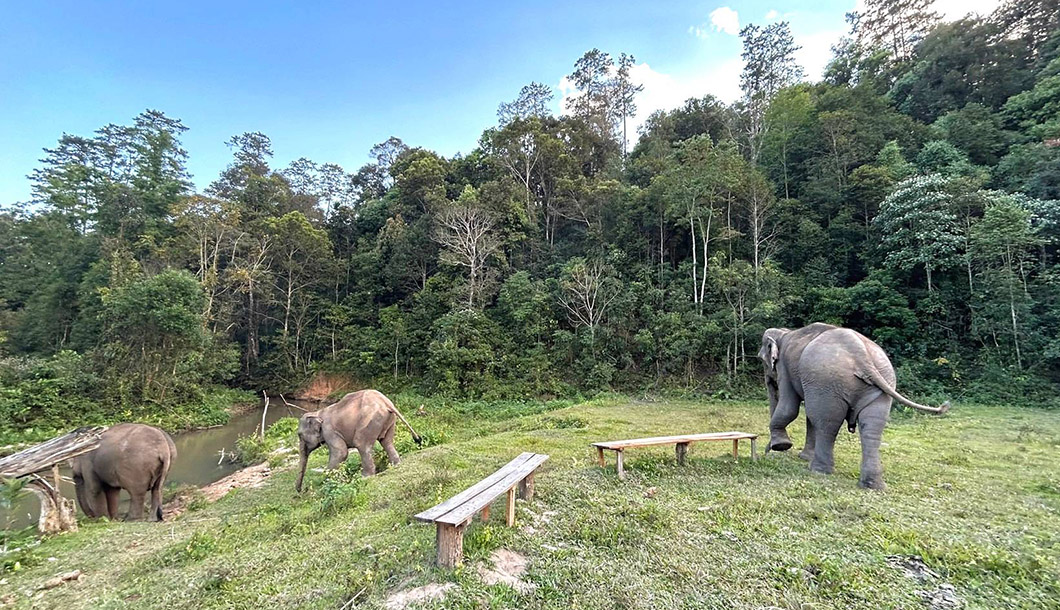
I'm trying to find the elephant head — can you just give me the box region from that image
[295,413,325,493]
[758,328,790,415]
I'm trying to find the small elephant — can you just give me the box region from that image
[72,423,177,521]
[295,389,421,492]
[759,323,948,490]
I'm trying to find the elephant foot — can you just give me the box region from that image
[809,463,834,475]
[858,475,886,491]
[768,430,793,452]
[798,448,814,461]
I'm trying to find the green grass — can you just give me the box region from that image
[2,398,1059,609]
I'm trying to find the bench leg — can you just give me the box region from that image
[481,505,490,521]
[751,438,758,461]
[732,439,739,459]
[675,442,689,466]
[518,472,535,501]
[616,449,625,480]
[596,446,605,467]
[506,487,517,526]
[436,522,467,568]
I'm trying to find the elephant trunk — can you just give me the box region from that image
[295,441,310,493]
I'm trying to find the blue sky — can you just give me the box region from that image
[0,0,999,205]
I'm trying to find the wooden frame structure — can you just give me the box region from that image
[592,431,758,479]
[0,426,107,534]
[414,452,548,568]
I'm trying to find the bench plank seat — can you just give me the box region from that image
[592,431,758,479]
[415,451,548,567]
[592,431,756,451]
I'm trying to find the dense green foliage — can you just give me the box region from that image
[1,0,1059,438]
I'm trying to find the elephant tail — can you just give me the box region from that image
[151,434,176,521]
[858,365,950,415]
[387,402,423,446]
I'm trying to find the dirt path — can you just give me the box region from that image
[162,462,273,519]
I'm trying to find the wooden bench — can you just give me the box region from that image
[592,431,758,479]
[414,452,548,568]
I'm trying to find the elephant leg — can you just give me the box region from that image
[125,489,146,521]
[856,400,890,491]
[325,442,349,470]
[357,445,376,476]
[104,487,120,520]
[808,416,843,476]
[381,424,400,465]
[799,419,816,461]
[768,380,801,451]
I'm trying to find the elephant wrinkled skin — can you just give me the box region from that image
[71,423,177,521]
[295,389,421,492]
[759,323,949,490]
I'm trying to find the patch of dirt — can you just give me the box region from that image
[290,372,356,401]
[886,555,941,581]
[917,584,964,609]
[888,555,963,609]
[383,583,458,610]
[162,463,272,519]
[476,549,535,593]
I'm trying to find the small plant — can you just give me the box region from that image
[317,463,367,515]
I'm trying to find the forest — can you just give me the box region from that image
[1,0,1058,442]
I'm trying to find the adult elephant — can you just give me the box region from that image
[295,389,422,492]
[72,423,177,521]
[758,323,948,490]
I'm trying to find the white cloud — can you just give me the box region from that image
[794,27,845,80]
[765,9,779,20]
[688,25,709,40]
[558,60,743,145]
[709,7,740,36]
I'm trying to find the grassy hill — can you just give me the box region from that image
[2,397,1059,609]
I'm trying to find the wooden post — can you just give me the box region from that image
[436,522,467,568]
[505,487,516,526]
[596,446,605,468]
[518,472,535,501]
[750,438,758,461]
[480,505,490,521]
[616,450,625,480]
[732,439,739,459]
[675,442,689,466]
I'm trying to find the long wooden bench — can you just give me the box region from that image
[414,452,548,568]
[592,431,758,479]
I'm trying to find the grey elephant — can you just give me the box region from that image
[72,423,177,521]
[295,389,422,492]
[759,323,948,490]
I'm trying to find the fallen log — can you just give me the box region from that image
[0,426,107,535]
[0,426,107,478]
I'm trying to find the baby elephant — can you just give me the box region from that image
[295,389,421,492]
[72,423,177,521]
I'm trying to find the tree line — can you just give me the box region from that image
[1,0,1058,437]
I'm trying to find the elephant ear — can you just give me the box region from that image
[758,337,779,372]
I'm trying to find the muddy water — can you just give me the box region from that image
[2,399,317,531]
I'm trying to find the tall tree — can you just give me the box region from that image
[497,82,554,124]
[739,22,804,163]
[847,0,940,61]
[433,186,502,309]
